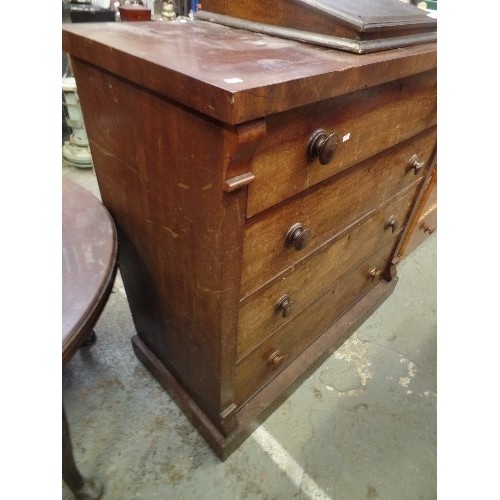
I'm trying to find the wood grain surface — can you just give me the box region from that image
[247,70,436,215]
[63,21,436,124]
[241,127,436,297]
[63,19,436,456]
[237,187,417,360]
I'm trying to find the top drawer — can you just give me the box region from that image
[247,70,437,216]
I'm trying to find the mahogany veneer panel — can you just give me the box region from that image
[62,20,436,459]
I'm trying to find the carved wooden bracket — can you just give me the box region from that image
[224,172,256,192]
[222,119,266,193]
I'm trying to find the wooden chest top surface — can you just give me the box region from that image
[62,20,436,124]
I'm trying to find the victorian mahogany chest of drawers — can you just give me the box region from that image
[62,18,437,459]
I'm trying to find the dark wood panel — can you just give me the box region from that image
[69,57,257,432]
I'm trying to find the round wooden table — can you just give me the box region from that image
[62,177,118,366]
[62,176,117,499]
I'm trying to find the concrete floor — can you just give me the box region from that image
[62,163,436,500]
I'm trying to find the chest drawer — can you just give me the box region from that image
[241,126,436,298]
[247,71,437,216]
[235,242,395,406]
[237,186,417,361]
[404,200,437,256]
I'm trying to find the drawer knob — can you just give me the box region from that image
[385,215,398,233]
[267,350,286,370]
[308,129,338,165]
[286,223,311,251]
[407,154,425,174]
[421,223,436,234]
[367,267,382,282]
[276,295,293,318]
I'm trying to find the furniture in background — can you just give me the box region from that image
[62,177,117,498]
[118,5,152,21]
[197,0,437,53]
[62,4,436,459]
[398,166,437,258]
[62,2,115,24]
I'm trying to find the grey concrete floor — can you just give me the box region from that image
[62,164,436,500]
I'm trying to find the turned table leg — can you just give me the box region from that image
[63,404,103,500]
[81,330,97,347]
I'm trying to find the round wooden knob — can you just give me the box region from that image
[286,223,311,251]
[276,295,293,318]
[385,215,398,233]
[307,129,338,165]
[421,223,436,234]
[407,154,425,174]
[367,267,382,282]
[267,350,286,370]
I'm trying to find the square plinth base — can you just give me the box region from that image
[132,277,397,460]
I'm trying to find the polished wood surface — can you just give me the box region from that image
[62,20,436,459]
[247,72,437,215]
[237,189,416,360]
[62,176,118,367]
[242,128,436,296]
[62,21,436,124]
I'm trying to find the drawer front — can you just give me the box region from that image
[247,71,437,216]
[405,205,437,256]
[234,243,395,406]
[418,207,437,238]
[241,127,436,298]
[237,188,417,361]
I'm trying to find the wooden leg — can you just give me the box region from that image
[81,330,97,347]
[62,404,103,500]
